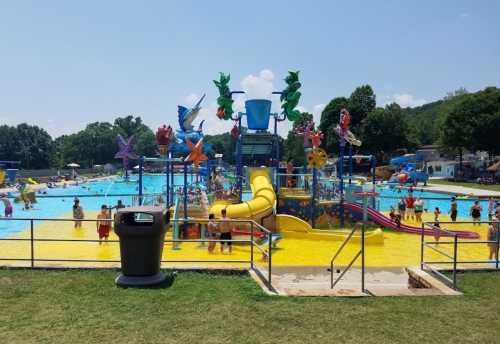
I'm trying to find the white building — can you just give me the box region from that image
[426,160,457,178]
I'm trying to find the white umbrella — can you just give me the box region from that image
[67,163,80,179]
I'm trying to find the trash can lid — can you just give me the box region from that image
[117,206,165,214]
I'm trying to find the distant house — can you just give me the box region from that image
[416,145,442,161]
[426,160,456,178]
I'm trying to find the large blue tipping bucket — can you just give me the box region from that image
[245,99,271,130]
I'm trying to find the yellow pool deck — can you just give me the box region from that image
[0,211,492,269]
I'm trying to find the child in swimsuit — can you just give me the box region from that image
[207,213,219,253]
[433,207,441,242]
[73,199,84,228]
[96,205,111,244]
[450,196,458,222]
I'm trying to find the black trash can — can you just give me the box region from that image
[114,206,169,287]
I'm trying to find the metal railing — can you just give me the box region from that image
[0,217,275,290]
[420,220,500,290]
[328,222,366,292]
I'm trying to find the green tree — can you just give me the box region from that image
[204,132,236,164]
[283,112,313,164]
[360,103,418,162]
[439,88,500,169]
[55,122,116,168]
[348,85,376,131]
[319,97,349,154]
[113,115,157,157]
[0,124,54,168]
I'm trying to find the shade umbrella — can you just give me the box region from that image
[487,161,500,172]
[67,163,80,179]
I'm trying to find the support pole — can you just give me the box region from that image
[138,156,144,205]
[183,162,188,220]
[348,145,353,186]
[361,221,366,293]
[30,219,34,268]
[236,117,243,202]
[166,155,170,207]
[371,156,376,208]
[274,114,279,191]
[170,152,174,206]
[311,167,318,227]
[339,141,345,227]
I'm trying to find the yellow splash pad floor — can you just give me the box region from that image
[0,212,492,269]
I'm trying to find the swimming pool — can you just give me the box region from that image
[0,175,190,237]
[376,186,490,220]
[0,175,492,239]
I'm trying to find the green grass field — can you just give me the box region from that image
[429,179,500,192]
[1,269,500,344]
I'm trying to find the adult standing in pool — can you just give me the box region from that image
[487,217,499,262]
[398,198,406,221]
[450,196,458,222]
[470,200,482,225]
[414,197,424,223]
[488,197,496,220]
[72,198,84,229]
[405,193,415,221]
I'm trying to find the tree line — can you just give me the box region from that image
[0,116,157,169]
[1,87,498,169]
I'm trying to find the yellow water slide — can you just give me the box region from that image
[209,168,275,219]
[275,214,384,245]
[209,168,384,245]
[0,170,5,185]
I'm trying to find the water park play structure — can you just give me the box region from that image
[1,70,490,292]
[0,161,20,186]
[388,153,429,185]
[129,71,478,245]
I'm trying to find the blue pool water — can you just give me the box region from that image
[376,186,490,220]
[0,175,493,238]
[0,175,191,237]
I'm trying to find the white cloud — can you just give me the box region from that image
[385,93,427,108]
[240,69,275,99]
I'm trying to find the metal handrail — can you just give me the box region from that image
[328,222,366,291]
[420,220,500,290]
[330,223,359,266]
[0,216,275,289]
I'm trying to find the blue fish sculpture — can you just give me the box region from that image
[178,94,206,132]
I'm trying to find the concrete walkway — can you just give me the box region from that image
[264,266,461,297]
[423,183,500,198]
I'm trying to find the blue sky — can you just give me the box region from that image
[0,0,499,137]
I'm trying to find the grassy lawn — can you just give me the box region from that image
[429,178,500,192]
[1,269,500,344]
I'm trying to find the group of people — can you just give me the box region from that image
[389,193,426,226]
[175,186,206,205]
[206,209,233,254]
[72,198,126,244]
